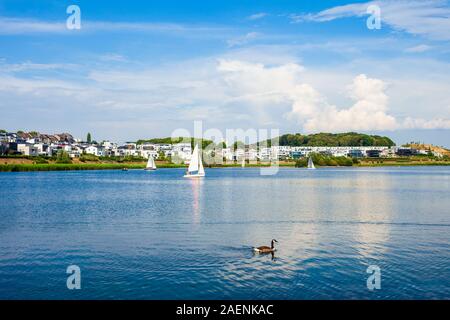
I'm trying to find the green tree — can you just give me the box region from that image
[217,142,227,148]
[55,150,72,164]
[272,132,395,147]
[233,141,245,150]
[158,151,166,160]
[135,137,214,150]
[295,153,353,167]
[86,132,92,143]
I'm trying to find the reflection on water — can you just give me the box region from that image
[352,172,392,259]
[0,167,449,299]
[190,178,203,224]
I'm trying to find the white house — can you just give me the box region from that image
[221,148,233,161]
[85,145,98,156]
[17,143,39,156]
[102,140,117,148]
[245,148,258,161]
[271,146,291,159]
[258,147,273,161]
[234,148,245,160]
[172,143,192,160]
[69,145,83,158]
[33,143,48,155]
[141,150,159,159]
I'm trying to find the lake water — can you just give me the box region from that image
[0,167,449,299]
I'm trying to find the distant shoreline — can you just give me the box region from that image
[1,161,449,172]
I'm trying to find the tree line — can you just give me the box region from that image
[274,132,395,147]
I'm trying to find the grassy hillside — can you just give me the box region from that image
[404,143,450,157]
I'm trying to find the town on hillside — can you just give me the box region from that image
[0,130,447,162]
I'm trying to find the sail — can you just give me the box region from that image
[198,154,205,175]
[146,156,156,169]
[185,144,205,177]
[308,157,315,169]
[188,144,200,173]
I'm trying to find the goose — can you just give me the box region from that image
[253,239,278,253]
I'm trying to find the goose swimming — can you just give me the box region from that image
[253,239,278,253]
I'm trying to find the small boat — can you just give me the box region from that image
[144,156,157,171]
[122,168,128,171]
[253,239,278,253]
[307,157,316,170]
[183,144,205,178]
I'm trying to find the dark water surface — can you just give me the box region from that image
[0,167,449,299]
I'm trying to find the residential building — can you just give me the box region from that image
[366,149,382,158]
[347,149,364,158]
[17,143,39,156]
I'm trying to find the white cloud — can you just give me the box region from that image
[295,74,398,132]
[0,61,75,72]
[0,16,230,36]
[215,61,448,132]
[285,74,396,132]
[84,21,225,34]
[287,72,450,132]
[404,44,433,53]
[291,3,369,23]
[295,0,450,41]
[0,58,449,136]
[248,13,268,20]
[403,117,450,129]
[99,53,128,62]
[0,17,66,34]
[227,32,260,47]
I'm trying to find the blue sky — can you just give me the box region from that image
[0,0,449,146]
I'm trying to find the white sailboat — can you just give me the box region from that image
[145,156,157,171]
[184,144,205,178]
[307,157,316,170]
